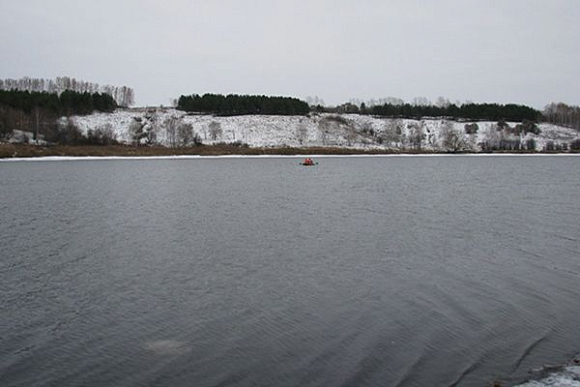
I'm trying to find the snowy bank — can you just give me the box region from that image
[65,109,579,152]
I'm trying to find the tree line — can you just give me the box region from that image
[317,98,580,130]
[344,102,541,122]
[0,76,134,107]
[0,89,116,115]
[177,93,310,116]
[543,103,580,130]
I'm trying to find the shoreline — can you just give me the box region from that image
[1,144,579,161]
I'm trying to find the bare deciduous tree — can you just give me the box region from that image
[441,122,470,152]
[408,122,424,150]
[208,121,222,141]
[129,118,147,146]
[382,120,402,147]
[177,122,194,146]
[165,116,179,147]
[296,121,308,145]
[544,102,580,131]
[412,97,431,106]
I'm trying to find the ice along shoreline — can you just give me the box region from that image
[2,153,580,162]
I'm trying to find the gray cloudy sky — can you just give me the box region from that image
[1,0,579,108]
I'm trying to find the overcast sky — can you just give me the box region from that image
[1,0,579,108]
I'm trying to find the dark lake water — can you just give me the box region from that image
[1,156,580,387]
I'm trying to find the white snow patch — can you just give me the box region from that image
[515,366,580,387]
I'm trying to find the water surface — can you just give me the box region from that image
[1,156,580,386]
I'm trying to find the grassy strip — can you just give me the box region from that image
[0,143,430,158]
[1,143,577,159]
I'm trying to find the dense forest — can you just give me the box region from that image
[0,77,134,107]
[0,90,116,142]
[0,90,116,115]
[372,102,541,122]
[177,94,310,116]
[329,102,541,122]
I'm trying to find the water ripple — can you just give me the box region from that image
[1,157,580,387]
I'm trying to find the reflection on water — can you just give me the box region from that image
[144,340,190,356]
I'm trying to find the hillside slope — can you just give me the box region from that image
[69,108,579,152]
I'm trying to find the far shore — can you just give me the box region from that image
[1,143,579,160]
